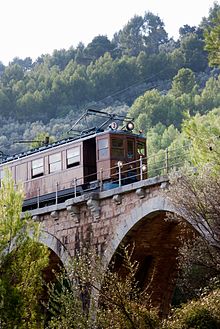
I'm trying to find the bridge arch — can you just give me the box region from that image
[105,194,215,263]
[105,195,178,263]
[38,229,71,268]
[104,195,194,316]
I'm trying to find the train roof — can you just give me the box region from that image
[0,128,145,165]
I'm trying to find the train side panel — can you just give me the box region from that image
[0,140,85,200]
[0,130,147,206]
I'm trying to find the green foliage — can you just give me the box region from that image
[182,108,220,172]
[84,35,115,60]
[142,11,168,54]
[129,88,187,131]
[1,6,220,165]
[204,5,220,67]
[0,7,214,125]
[170,68,197,97]
[163,289,220,329]
[146,123,188,177]
[136,51,174,82]
[194,75,220,114]
[115,15,146,56]
[179,25,197,37]
[166,108,220,315]
[87,52,115,96]
[0,171,49,328]
[2,64,24,86]
[47,248,160,329]
[173,236,220,305]
[29,131,54,149]
[200,2,220,29]
[178,32,208,72]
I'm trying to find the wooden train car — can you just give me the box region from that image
[0,112,146,210]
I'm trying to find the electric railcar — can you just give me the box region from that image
[0,111,147,210]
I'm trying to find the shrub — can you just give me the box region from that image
[163,289,220,329]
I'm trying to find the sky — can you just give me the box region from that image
[0,0,218,65]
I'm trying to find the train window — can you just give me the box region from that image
[112,138,124,158]
[137,142,146,156]
[98,138,109,159]
[16,163,28,181]
[49,153,61,173]
[112,139,123,148]
[67,147,80,168]
[32,158,44,178]
[127,140,134,159]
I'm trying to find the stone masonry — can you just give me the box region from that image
[28,175,194,316]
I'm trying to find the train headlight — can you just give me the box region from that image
[126,121,134,131]
[110,122,118,130]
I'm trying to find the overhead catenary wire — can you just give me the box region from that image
[66,65,173,135]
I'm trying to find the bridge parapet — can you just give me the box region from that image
[28,175,169,219]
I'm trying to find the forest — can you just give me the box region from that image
[0,1,220,328]
[0,2,219,156]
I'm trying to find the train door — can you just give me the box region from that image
[126,138,137,183]
[83,137,97,183]
[127,139,135,161]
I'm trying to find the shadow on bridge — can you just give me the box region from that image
[108,209,194,317]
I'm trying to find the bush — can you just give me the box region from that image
[163,289,220,329]
[184,308,218,329]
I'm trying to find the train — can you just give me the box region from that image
[0,109,147,210]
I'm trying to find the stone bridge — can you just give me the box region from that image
[28,175,198,316]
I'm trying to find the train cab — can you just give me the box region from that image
[95,130,146,184]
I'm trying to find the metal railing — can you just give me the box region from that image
[20,144,190,208]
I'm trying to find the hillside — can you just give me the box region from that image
[0,2,219,156]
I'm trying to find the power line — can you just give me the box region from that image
[95,65,172,104]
